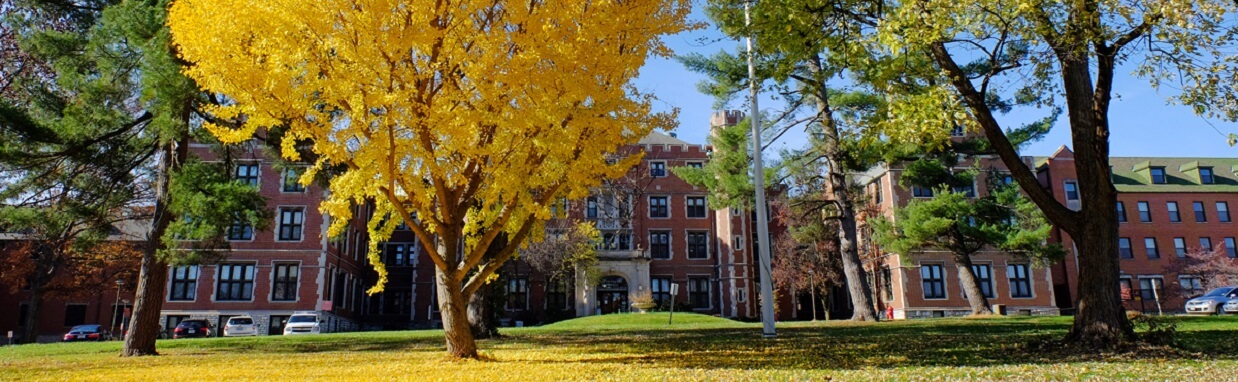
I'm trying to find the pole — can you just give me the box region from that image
[745,0,777,338]
[112,281,122,339]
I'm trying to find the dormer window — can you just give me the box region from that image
[1150,167,1167,184]
[1200,167,1215,184]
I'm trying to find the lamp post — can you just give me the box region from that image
[745,0,776,338]
[112,279,124,339]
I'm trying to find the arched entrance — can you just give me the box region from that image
[596,275,629,314]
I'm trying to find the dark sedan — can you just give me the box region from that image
[172,319,215,339]
[62,324,111,342]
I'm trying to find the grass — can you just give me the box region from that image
[1,313,1236,381]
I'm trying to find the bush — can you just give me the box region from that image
[1131,313,1177,346]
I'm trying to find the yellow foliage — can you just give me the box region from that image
[168,0,692,295]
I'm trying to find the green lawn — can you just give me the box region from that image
[1,313,1235,381]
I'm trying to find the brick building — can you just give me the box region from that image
[1036,147,1238,313]
[156,142,373,336]
[856,150,1060,319]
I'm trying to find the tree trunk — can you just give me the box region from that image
[438,268,479,359]
[953,254,992,315]
[1063,191,1133,347]
[1057,57,1134,347]
[122,138,184,356]
[809,278,818,321]
[806,53,877,322]
[467,281,501,339]
[22,284,43,344]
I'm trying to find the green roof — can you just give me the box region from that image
[1108,157,1238,193]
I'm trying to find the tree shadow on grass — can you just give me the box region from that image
[500,318,1238,372]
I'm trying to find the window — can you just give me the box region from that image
[277,207,305,241]
[1001,174,1015,186]
[169,266,199,301]
[686,231,708,259]
[651,277,672,307]
[1174,238,1187,257]
[1179,275,1204,296]
[1200,167,1215,184]
[1138,276,1163,301]
[1219,202,1232,223]
[227,220,253,241]
[1227,237,1237,258]
[911,185,934,198]
[953,182,976,198]
[650,161,666,177]
[216,263,256,301]
[650,231,670,259]
[1008,264,1032,298]
[1137,202,1151,222]
[546,279,569,311]
[971,264,995,299]
[688,277,710,309]
[550,198,568,217]
[282,167,306,192]
[1166,202,1180,222]
[1118,238,1132,259]
[950,125,965,137]
[686,161,703,169]
[1150,167,1167,184]
[600,232,632,250]
[1201,237,1213,251]
[382,290,411,315]
[1144,237,1159,259]
[881,267,893,301]
[1119,277,1133,300]
[64,304,87,327]
[385,243,413,266]
[649,196,669,218]
[686,196,707,218]
[920,264,945,299]
[1116,202,1127,223]
[586,197,598,219]
[1064,181,1079,201]
[234,163,259,186]
[1194,201,1207,222]
[732,235,743,251]
[271,263,299,301]
[506,277,528,310]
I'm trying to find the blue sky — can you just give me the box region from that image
[633,7,1238,159]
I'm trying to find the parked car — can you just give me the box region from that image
[283,313,321,335]
[1225,298,1238,314]
[172,319,215,338]
[223,316,258,337]
[62,324,110,342]
[1185,286,1238,315]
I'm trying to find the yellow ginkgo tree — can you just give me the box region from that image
[168,0,691,358]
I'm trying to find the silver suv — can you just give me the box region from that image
[1185,286,1238,315]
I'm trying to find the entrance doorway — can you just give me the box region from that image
[596,275,629,314]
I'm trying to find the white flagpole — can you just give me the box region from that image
[745,0,777,338]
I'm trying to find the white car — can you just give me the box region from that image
[223,316,259,337]
[283,313,321,335]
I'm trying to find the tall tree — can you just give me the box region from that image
[770,196,843,321]
[168,0,690,358]
[875,0,1238,347]
[1,0,268,355]
[682,0,891,321]
[870,160,1063,315]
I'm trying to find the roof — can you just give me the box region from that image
[638,130,694,146]
[1107,157,1238,193]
